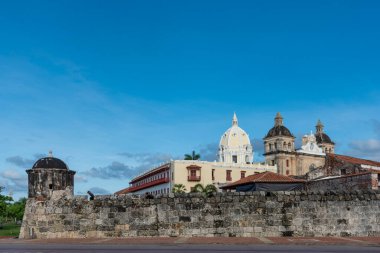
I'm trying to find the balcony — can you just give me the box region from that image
[188,176,201,181]
[129,178,169,192]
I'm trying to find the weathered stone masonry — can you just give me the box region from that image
[20,190,380,239]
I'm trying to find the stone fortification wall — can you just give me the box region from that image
[307,173,378,192]
[20,190,380,239]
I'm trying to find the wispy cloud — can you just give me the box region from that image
[346,139,380,161]
[0,170,27,193]
[345,120,380,161]
[198,143,218,162]
[251,138,264,157]
[83,152,175,180]
[5,156,34,168]
[118,152,173,165]
[83,161,134,179]
[88,187,110,195]
[5,153,47,168]
[75,175,88,183]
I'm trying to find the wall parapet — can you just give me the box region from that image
[20,190,380,239]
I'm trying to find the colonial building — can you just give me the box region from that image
[116,114,277,195]
[264,113,334,176]
[308,153,380,180]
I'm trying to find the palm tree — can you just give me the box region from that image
[191,183,218,196]
[172,184,186,193]
[184,150,200,160]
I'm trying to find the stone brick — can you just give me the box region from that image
[19,191,380,239]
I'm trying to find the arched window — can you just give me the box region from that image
[274,143,277,150]
[288,143,291,150]
[269,143,273,151]
[283,142,287,150]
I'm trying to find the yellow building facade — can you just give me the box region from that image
[171,160,277,192]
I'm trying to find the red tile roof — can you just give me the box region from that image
[221,171,305,189]
[115,187,132,195]
[130,163,170,183]
[328,154,380,167]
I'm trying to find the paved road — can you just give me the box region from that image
[1,243,380,253]
[1,237,380,253]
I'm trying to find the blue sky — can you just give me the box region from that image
[0,1,380,199]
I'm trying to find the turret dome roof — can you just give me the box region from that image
[32,152,68,170]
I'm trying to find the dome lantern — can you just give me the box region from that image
[275,112,283,126]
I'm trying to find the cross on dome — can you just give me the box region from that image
[232,112,238,126]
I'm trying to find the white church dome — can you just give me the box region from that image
[218,113,253,164]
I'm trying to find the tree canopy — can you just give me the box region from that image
[0,186,26,222]
[184,150,200,160]
[190,183,218,196]
[172,184,186,193]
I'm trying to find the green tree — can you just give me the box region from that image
[184,150,200,160]
[191,183,218,196]
[0,186,13,222]
[7,198,26,221]
[172,184,186,193]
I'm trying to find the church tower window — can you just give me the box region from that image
[232,155,238,163]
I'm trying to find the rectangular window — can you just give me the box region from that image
[286,160,289,167]
[272,160,275,166]
[212,169,215,180]
[241,171,246,179]
[226,170,232,181]
[232,155,238,163]
[191,170,197,177]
